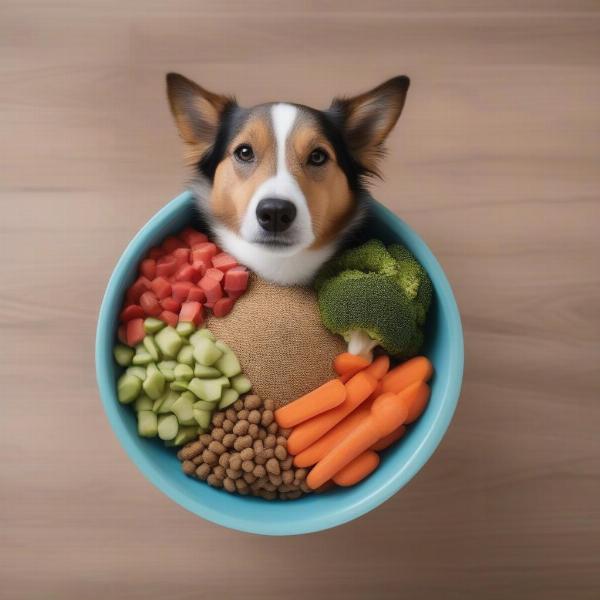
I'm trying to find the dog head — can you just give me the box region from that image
[167,73,409,284]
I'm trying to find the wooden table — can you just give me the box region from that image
[2,2,599,598]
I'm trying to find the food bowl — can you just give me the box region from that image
[95,191,463,535]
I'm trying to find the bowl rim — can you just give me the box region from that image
[96,191,464,535]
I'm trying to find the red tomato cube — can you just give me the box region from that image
[212,252,238,272]
[125,276,152,303]
[150,277,172,299]
[119,304,145,322]
[179,301,204,326]
[224,268,249,292]
[156,256,177,279]
[147,246,164,260]
[139,291,161,316]
[212,297,234,318]
[171,281,193,302]
[191,243,218,262]
[206,267,224,282]
[172,247,191,266]
[187,286,206,303]
[160,296,181,313]
[199,275,223,303]
[159,310,179,327]
[126,318,145,346]
[140,258,156,280]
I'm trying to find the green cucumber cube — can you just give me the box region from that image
[193,399,217,411]
[157,391,178,414]
[192,337,223,366]
[134,394,154,412]
[143,335,160,362]
[170,380,189,392]
[132,344,153,365]
[155,326,183,358]
[214,351,241,378]
[231,374,252,394]
[218,388,239,410]
[158,414,179,441]
[126,366,146,381]
[144,317,165,334]
[190,328,215,346]
[142,369,165,400]
[171,394,195,424]
[138,410,158,437]
[188,377,223,402]
[176,322,195,338]
[173,426,199,446]
[117,374,142,404]
[193,364,222,378]
[174,363,194,381]
[113,344,134,367]
[177,345,195,366]
[193,408,212,430]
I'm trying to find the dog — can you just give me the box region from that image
[166,73,409,286]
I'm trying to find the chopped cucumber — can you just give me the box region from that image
[117,374,142,404]
[176,344,194,366]
[174,363,194,381]
[144,317,165,334]
[192,337,223,366]
[176,322,195,338]
[142,369,165,400]
[231,374,252,394]
[193,408,212,430]
[158,414,179,441]
[138,410,158,437]
[171,394,195,424]
[174,426,199,446]
[214,350,241,378]
[188,377,223,402]
[132,344,152,365]
[143,335,160,362]
[113,344,134,367]
[190,328,215,345]
[193,364,221,378]
[170,380,189,392]
[157,391,178,414]
[126,366,146,381]
[157,360,176,382]
[155,326,183,358]
[218,388,239,410]
[193,399,217,411]
[134,394,153,412]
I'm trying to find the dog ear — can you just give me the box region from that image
[329,76,410,176]
[166,73,235,164]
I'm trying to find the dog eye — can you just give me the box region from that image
[234,144,254,162]
[308,148,328,166]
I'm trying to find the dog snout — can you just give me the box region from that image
[256,198,297,233]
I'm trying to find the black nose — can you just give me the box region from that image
[256,198,297,233]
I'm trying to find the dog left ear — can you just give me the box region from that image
[329,76,410,176]
[166,73,235,164]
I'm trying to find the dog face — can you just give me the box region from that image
[167,74,409,284]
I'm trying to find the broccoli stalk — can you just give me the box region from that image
[314,241,432,359]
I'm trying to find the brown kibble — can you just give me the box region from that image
[266,458,280,476]
[195,463,210,480]
[222,419,234,433]
[242,460,254,473]
[193,455,204,465]
[287,490,302,500]
[223,478,236,493]
[211,412,225,427]
[226,468,242,480]
[300,481,312,493]
[295,468,307,481]
[202,449,218,465]
[263,398,275,411]
[211,427,225,442]
[259,489,277,500]
[200,433,212,446]
[208,440,226,455]
[279,428,292,438]
[180,440,203,460]
[282,470,294,485]
[255,454,266,465]
[253,464,266,478]
[244,395,261,410]
[281,457,293,471]
[213,465,226,480]
[233,399,244,411]
[274,445,287,461]
[264,434,276,449]
[182,460,196,475]
[233,420,249,436]
[243,472,257,484]
[269,474,283,486]
[235,478,248,491]
[207,474,223,488]
[248,423,259,439]
[225,409,238,423]
[263,481,277,492]
[218,452,231,468]
[248,410,261,424]
[258,429,267,440]
[240,447,254,461]
[253,476,269,489]
[261,410,274,427]
[229,454,242,471]
[261,448,274,460]
[253,439,264,453]
[276,436,287,447]
[234,435,253,451]
[222,433,236,448]
[267,422,279,434]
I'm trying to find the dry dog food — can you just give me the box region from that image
[178,395,311,500]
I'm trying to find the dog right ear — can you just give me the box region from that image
[166,73,235,164]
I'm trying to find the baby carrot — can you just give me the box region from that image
[363,355,390,380]
[275,379,346,429]
[370,425,406,451]
[293,402,373,468]
[333,352,371,377]
[307,382,430,489]
[333,450,380,487]
[286,371,378,456]
[381,356,433,394]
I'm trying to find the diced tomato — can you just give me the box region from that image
[187,286,206,303]
[172,247,191,266]
[226,290,245,300]
[179,301,204,326]
[126,318,145,346]
[199,275,223,303]
[159,310,178,327]
[160,296,181,312]
[155,256,178,279]
[179,227,208,247]
[212,252,238,272]
[212,297,234,318]
[171,281,193,302]
[151,277,172,299]
[191,243,219,262]
[126,276,152,303]
[119,304,145,322]
[118,324,128,344]
[147,246,164,260]
[174,264,202,282]
[140,258,156,280]
[204,301,215,310]
[206,267,224,282]
[191,257,210,276]
[139,291,161,316]
[224,268,249,292]
[162,236,186,254]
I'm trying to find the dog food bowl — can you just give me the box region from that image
[96,191,463,535]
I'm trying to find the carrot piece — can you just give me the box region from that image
[293,403,372,467]
[370,425,406,451]
[333,450,380,487]
[363,355,390,380]
[333,352,371,377]
[381,356,433,394]
[275,379,346,429]
[307,383,429,489]
[286,371,377,455]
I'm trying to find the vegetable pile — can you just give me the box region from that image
[315,240,432,361]
[114,319,251,446]
[118,227,249,347]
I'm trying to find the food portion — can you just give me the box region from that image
[112,228,435,500]
[314,240,432,361]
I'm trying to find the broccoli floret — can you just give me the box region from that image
[314,240,433,359]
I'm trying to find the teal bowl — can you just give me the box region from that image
[96,191,463,535]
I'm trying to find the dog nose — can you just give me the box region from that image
[256,198,297,233]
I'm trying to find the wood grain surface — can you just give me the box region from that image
[1,1,599,598]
